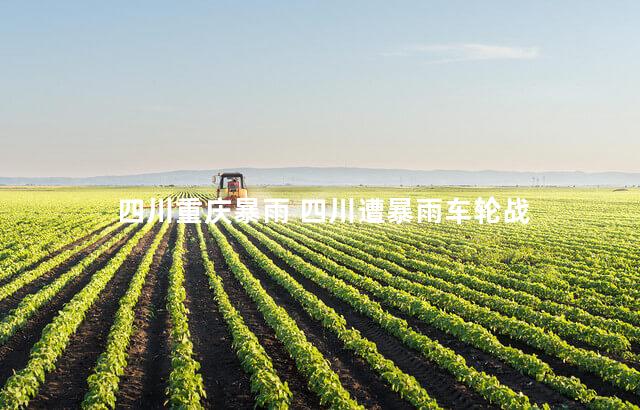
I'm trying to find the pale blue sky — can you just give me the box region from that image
[1,1,639,176]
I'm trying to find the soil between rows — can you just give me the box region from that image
[279,226,584,408]
[238,222,495,410]
[0,224,143,389]
[183,224,254,409]
[200,222,322,410]
[218,222,412,410]
[492,334,640,406]
[0,220,119,288]
[345,226,640,368]
[281,224,640,406]
[0,223,128,314]
[115,223,175,408]
[320,231,640,405]
[1,218,631,408]
[29,223,163,408]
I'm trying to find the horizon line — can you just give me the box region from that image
[2,166,640,180]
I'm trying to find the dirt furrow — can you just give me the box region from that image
[201,223,322,410]
[219,222,413,409]
[0,225,142,388]
[281,229,586,408]
[183,224,254,408]
[316,235,640,406]
[28,223,162,408]
[0,220,119,288]
[493,333,640,406]
[273,225,640,407]
[115,224,175,408]
[0,223,128,314]
[242,225,494,409]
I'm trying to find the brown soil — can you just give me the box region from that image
[115,223,175,408]
[219,222,413,410]
[0,223,128,314]
[0,220,120,288]
[493,333,640,406]
[1,219,634,409]
[277,230,584,408]
[29,223,162,408]
[331,237,640,405]
[239,224,501,409]
[262,225,637,407]
[182,224,254,408]
[200,223,322,410]
[0,224,143,388]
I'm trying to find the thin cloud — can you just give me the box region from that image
[382,43,540,64]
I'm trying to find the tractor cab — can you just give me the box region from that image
[212,172,248,207]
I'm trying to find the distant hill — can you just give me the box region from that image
[1,167,639,187]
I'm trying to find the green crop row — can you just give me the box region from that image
[358,222,640,311]
[0,221,122,303]
[349,221,640,343]
[275,222,640,397]
[207,222,363,409]
[318,222,640,326]
[239,222,541,410]
[194,223,292,409]
[303,223,631,354]
[0,221,155,409]
[221,220,441,409]
[0,217,115,282]
[0,223,139,345]
[260,222,638,409]
[82,219,170,409]
[165,223,206,409]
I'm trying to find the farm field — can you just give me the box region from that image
[0,186,639,409]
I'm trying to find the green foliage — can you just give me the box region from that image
[0,223,139,345]
[194,223,292,409]
[241,222,539,410]
[1,187,639,409]
[223,220,441,409]
[208,222,362,409]
[82,220,170,409]
[0,221,121,303]
[284,222,640,395]
[0,221,155,409]
[254,221,638,409]
[165,224,206,409]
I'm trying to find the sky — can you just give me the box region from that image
[1,1,639,177]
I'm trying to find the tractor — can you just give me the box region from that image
[212,172,248,207]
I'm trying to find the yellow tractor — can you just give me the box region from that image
[212,172,248,207]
